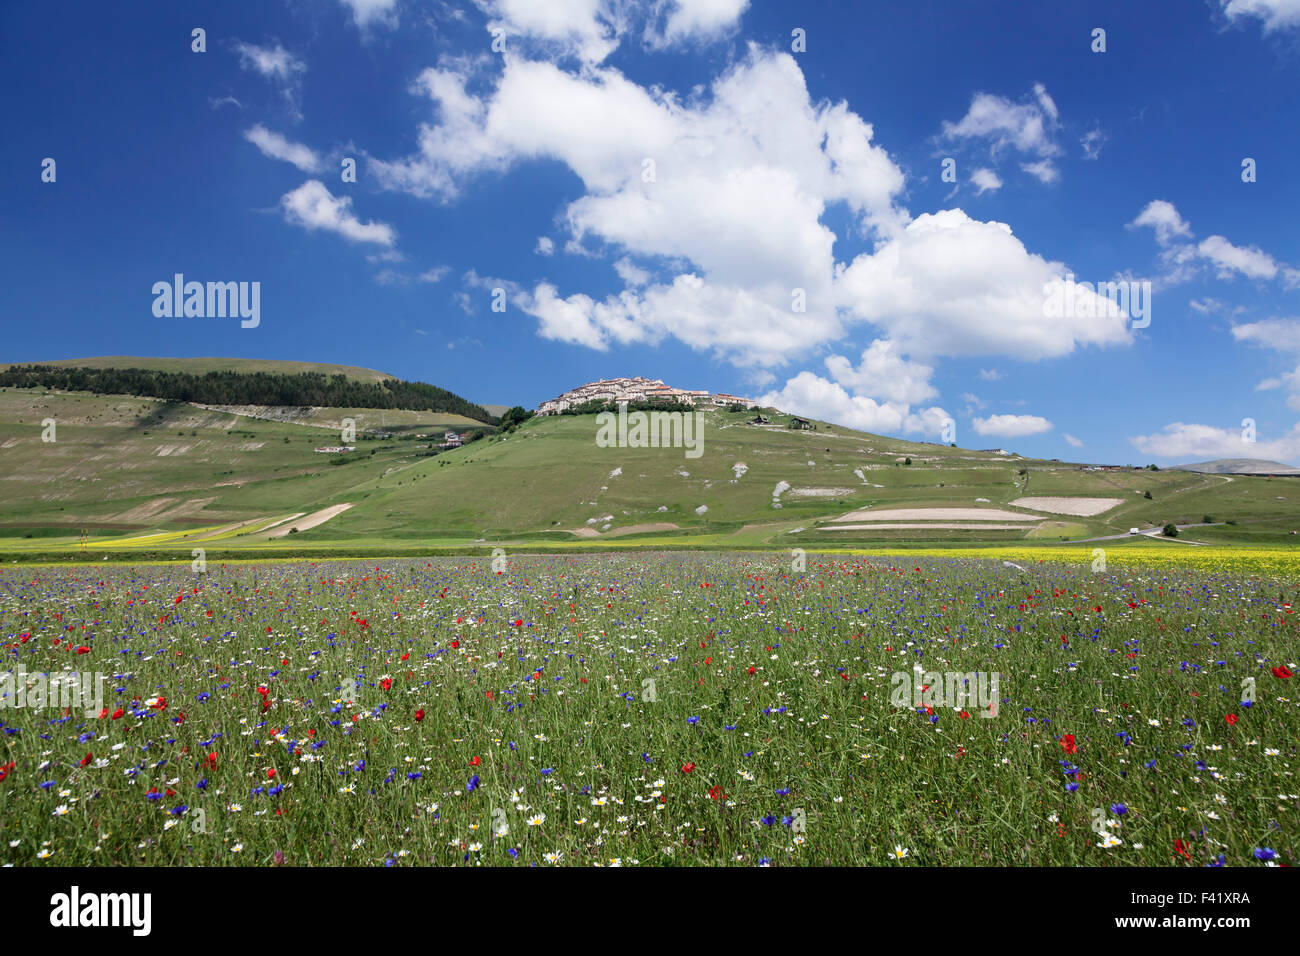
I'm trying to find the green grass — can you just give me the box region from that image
[0,551,1295,867]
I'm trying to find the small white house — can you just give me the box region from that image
[1128,527,1140,535]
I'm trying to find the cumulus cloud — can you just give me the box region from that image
[1129,200,1192,246]
[823,339,937,405]
[377,48,907,366]
[340,0,399,27]
[835,209,1132,361]
[972,414,1052,437]
[243,125,323,172]
[1063,433,1084,447]
[280,180,397,246]
[941,83,1062,183]
[535,236,555,255]
[1131,421,1300,463]
[471,0,749,63]
[1221,0,1300,32]
[757,371,951,437]
[970,167,1002,193]
[1197,235,1279,280]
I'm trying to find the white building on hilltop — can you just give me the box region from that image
[536,378,756,415]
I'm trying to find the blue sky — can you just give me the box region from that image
[3,0,1300,465]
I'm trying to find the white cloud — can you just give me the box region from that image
[280,180,397,246]
[340,0,399,27]
[972,414,1052,437]
[941,84,1062,183]
[1197,234,1279,280]
[757,371,950,437]
[1020,160,1059,184]
[243,125,323,173]
[1063,433,1083,447]
[233,41,307,118]
[1131,421,1300,462]
[378,48,908,366]
[835,209,1132,361]
[613,256,650,286]
[1080,127,1105,161]
[535,236,555,255]
[1221,0,1300,32]
[418,265,451,283]
[970,168,1002,193]
[1129,200,1192,247]
[823,339,937,405]
[471,0,750,63]
[645,0,750,48]
[234,41,306,81]
[978,368,1002,381]
[1232,317,1300,352]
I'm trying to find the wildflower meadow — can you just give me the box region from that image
[0,552,1295,867]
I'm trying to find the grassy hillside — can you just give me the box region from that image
[1,356,397,382]
[1,386,1296,557]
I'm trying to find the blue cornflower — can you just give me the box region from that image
[196,778,208,790]
[467,774,480,792]
[170,804,188,816]
[687,716,699,725]
[1253,847,1277,861]
[541,768,554,775]
[760,815,776,826]
[776,788,790,796]
[407,772,421,781]
[508,848,519,858]
[1110,803,1127,816]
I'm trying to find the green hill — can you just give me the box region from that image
[1,355,397,383]
[1,377,1297,558]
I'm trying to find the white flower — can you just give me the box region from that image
[891,845,909,859]
[528,813,545,827]
[1097,833,1122,848]
[52,805,69,817]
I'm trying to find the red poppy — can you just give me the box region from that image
[206,753,218,769]
[1174,839,1191,860]
[1225,713,1238,725]
[708,785,727,801]
[266,769,277,779]
[1273,666,1293,679]
[150,697,166,710]
[680,762,695,773]
[380,678,393,691]
[450,640,460,649]
[469,756,481,766]
[414,709,425,722]
[256,686,269,697]
[0,761,14,782]
[1059,734,1077,754]
[747,667,756,675]
[514,619,523,627]
[958,710,971,720]
[110,707,124,720]
[485,691,494,701]
[75,646,90,655]
[79,752,93,767]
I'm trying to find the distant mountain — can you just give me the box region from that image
[0,358,496,423]
[1175,458,1300,475]
[2,356,397,383]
